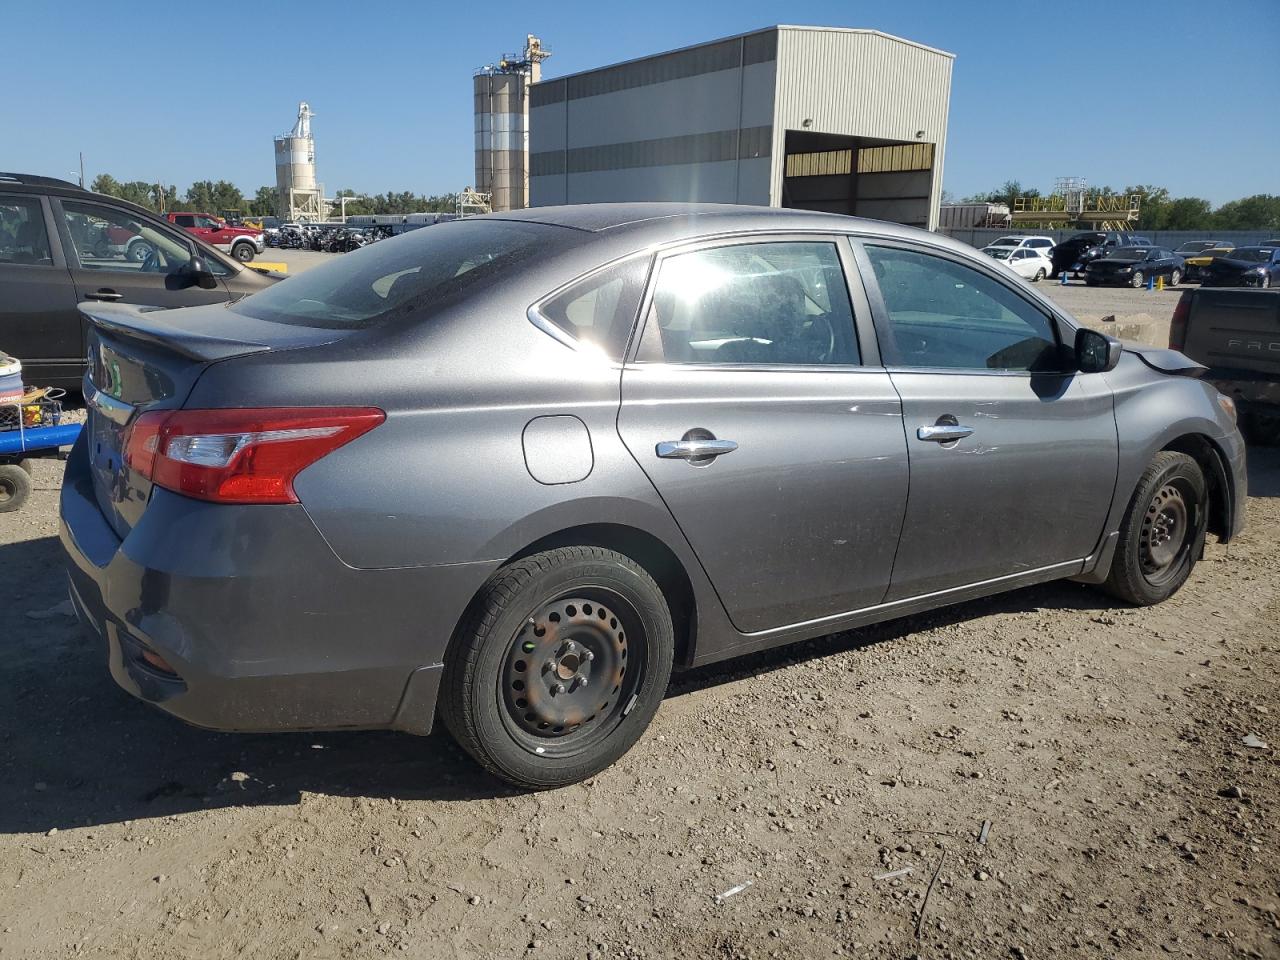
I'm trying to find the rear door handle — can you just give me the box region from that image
[656,438,739,460]
[917,424,974,442]
[87,289,123,301]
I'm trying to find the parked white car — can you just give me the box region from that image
[984,235,1055,257]
[983,246,1050,281]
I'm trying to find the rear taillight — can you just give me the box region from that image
[124,407,384,504]
[1169,293,1191,351]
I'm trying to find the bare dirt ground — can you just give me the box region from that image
[1,433,1277,959]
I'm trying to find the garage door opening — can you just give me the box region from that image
[781,131,935,227]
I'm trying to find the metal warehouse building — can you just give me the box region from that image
[528,26,953,229]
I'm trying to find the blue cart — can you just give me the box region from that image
[1,396,82,513]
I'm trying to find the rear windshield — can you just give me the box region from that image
[230,219,586,329]
[1175,242,1211,253]
[1230,248,1269,263]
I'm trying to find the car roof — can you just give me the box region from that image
[477,202,964,254]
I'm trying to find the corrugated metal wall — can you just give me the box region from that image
[529,31,777,206]
[772,28,952,228]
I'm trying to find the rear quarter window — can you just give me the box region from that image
[533,256,650,360]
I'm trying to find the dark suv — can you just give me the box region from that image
[1049,232,1152,279]
[0,173,276,390]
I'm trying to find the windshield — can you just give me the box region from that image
[988,238,1019,247]
[1229,248,1270,263]
[1109,248,1148,261]
[1175,242,1212,253]
[985,248,1013,259]
[231,219,586,329]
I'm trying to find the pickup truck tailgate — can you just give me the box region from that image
[1182,288,1280,379]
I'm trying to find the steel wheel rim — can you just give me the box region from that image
[1171,270,1181,285]
[0,478,13,504]
[497,588,644,759]
[129,243,152,262]
[1140,481,1192,585]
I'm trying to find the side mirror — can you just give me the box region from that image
[1075,327,1122,373]
[184,256,218,290]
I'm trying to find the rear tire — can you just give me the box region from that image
[0,464,32,513]
[440,546,675,790]
[1130,270,1146,289]
[1169,269,1181,286]
[1103,451,1207,606]
[1033,268,1046,282]
[232,242,255,262]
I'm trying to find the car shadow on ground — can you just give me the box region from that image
[0,538,1123,835]
[3,444,1275,833]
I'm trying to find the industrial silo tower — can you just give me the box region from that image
[474,35,550,212]
[274,102,326,221]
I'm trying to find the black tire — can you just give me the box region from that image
[0,463,33,513]
[1103,451,1207,606]
[232,242,255,262]
[1033,268,1046,282]
[1131,270,1146,289]
[440,546,675,789]
[1169,269,1181,287]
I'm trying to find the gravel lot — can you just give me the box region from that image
[2,422,1277,958]
[0,244,1269,958]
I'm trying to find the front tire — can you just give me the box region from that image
[1103,451,1207,606]
[1033,267,1046,282]
[1169,269,1181,286]
[232,242,255,262]
[1131,270,1146,289]
[440,546,675,789]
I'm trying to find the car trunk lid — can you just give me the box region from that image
[81,301,343,539]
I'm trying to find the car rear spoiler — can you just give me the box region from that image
[78,302,274,363]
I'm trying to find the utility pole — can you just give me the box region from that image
[79,152,85,188]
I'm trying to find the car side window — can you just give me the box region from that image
[864,245,1063,373]
[174,214,196,228]
[60,200,194,275]
[535,256,650,360]
[0,197,52,266]
[637,241,859,366]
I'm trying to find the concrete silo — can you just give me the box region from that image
[474,36,549,212]
[274,102,326,222]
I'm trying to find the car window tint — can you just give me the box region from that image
[0,197,52,266]
[865,245,1062,373]
[60,200,193,274]
[638,241,859,366]
[536,256,649,360]
[231,219,587,330]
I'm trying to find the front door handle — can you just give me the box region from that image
[87,288,124,301]
[656,438,739,461]
[917,424,974,442]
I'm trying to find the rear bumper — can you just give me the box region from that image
[58,434,497,735]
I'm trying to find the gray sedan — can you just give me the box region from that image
[61,204,1247,789]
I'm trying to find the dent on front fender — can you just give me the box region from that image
[1104,356,1246,541]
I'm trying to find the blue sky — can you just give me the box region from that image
[2,0,1276,206]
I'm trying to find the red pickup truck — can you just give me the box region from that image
[165,212,265,262]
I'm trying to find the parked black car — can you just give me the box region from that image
[1200,246,1280,288]
[1049,232,1152,278]
[0,173,276,390]
[1084,246,1184,288]
[1172,240,1230,258]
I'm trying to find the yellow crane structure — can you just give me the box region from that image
[1011,177,1142,230]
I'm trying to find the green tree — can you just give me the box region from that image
[1213,194,1280,231]
[184,180,246,214]
[248,186,278,217]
